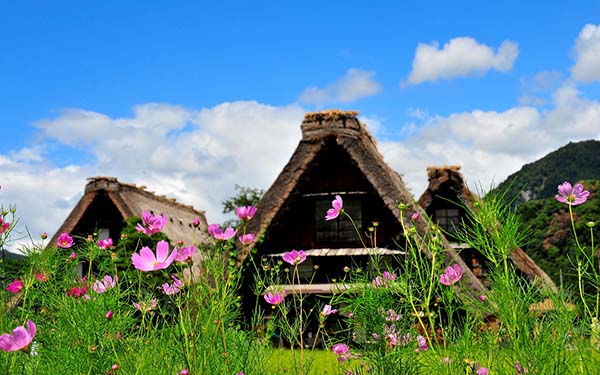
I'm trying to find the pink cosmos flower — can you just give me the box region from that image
[57,232,74,248]
[238,233,255,245]
[161,276,184,295]
[67,284,88,298]
[134,298,158,312]
[331,343,349,362]
[325,195,343,221]
[235,206,257,221]
[175,246,196,263]
[105,310,113,320]
[373,271,397,287]
[321,304,338,316]
[410,211,420,221]
[440,264,463,286]
[131,240,177,272]
[6,279,24,293]
[0,216,10,235]
[555,181,590,206]
[282,249,307,265]
[192,218,200,227]
[264,290,286,305]
[69,252,77,260]
[97,238,113,249]
[136,210,167,235]
[208,223,237,240]
[416,335,428,351]
[181,370,190,375]
[476,366,489,375]
[92,275,118,294]
[0,320,36,352]
[35,272,48,282]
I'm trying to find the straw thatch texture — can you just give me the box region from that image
[49,176,210,247]
[241,111,487,300]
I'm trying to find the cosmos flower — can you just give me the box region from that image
[136,210,167,235]
[131,240,177,272]
[238,233,255,245]
[555,181,590,206]
[175,246,196,263]
[321,304,338,316]
[0,320,36,352]
[264,290,286,305]
[282,249,307,265]
[208,224,237,240]
[92,275,118,294]
[6,279,24,293]
[57,232,74,248]
[440,264,463,286]
[235,206,257,221]
[97,238,113,249]
[325,195,343,221]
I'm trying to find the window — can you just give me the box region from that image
[315,198,362,243]
[434,208,460,233]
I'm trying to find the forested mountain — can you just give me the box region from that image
[492,139,600,206]
[516,180,600,288]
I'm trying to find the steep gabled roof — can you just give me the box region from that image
[418,166,557,292]
[49,176,210,247]
[242,110,486,299]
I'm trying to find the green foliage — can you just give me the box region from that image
[491,139,600,206]
[222,185,264,215]
[517,180,600,288]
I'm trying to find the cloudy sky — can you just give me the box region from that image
[2,1,600,252]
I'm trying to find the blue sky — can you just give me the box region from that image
[2,1,600,251]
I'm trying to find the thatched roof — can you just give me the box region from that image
[418,166,557,293]
[49,176,210,247]
[241,110,487,300]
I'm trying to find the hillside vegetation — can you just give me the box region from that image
[492,139,600,206]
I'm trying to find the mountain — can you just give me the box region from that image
[491,139,600,206]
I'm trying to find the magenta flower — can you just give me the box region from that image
[208,223,237,240]
[134,298,158,312]
[555,181,590,206]
[0,320,36,352]
[236,206,257,221]
[192,218,200,227]
[131,240,177,272]
[136,210,167,235]
[0,216,10,235]
[92,275,118,294]
[416,335,428,351]
[282,249,307,265]
[35,272,48,282]
[373,271,397,287]
[69,252,77,260]
[57,232,74,248]
[476,367,489,375]
[325,195,343,221]
[105,310,113,320]
[175,246,196,263]
[161,276,184,295]
[97,238,113,249]
[6,279,24,293]
[321,304,338,316]
[410,211,420,221]
[331,343,350,362]
[440,264,463,286]
[264,290,286,305]
[238,233,255,245]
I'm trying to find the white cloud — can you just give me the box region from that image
[572,24,600,82]
[405,37,519,85]
[381,82,600,197]
[299,68,382,106]
[2,101,305,253]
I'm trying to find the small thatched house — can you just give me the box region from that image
[239,111,487,316]
[50,176,210,248]
[418,166,556,292]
